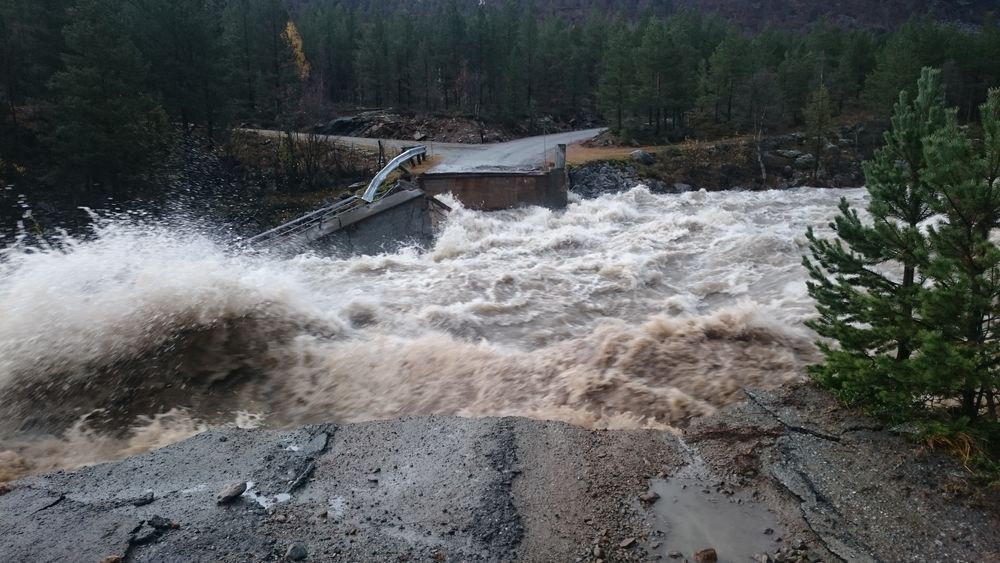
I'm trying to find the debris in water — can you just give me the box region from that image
[648,440,783,561]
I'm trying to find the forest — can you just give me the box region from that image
[1,0,999,193]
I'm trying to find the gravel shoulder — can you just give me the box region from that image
[2,384,997,562]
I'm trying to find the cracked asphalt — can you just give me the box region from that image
[2,385,997,562]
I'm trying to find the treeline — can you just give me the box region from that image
[2,0,1000,188]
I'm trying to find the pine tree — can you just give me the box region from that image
[597,20,633,132]
[804,84,834,179]
[917,88,1000,420]
[127,0,229,135]
[804,68,947,413]
[44,0,167,188]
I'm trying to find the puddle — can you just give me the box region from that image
[241,481,293,510]
[646,440,783,561]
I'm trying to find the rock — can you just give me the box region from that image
[130,526,160,545]
[775,149,803,159]
[695,548,719,563]
[793,154,816,169]
[889,422,922,436]
[630,150,655,165]
[668,552,683,559]
[763,151,793,169]
[147,515,173,529]
[285,542,308,561]
[593,546,604,557]
[753,555,772,563]
[639,491,660,503]
[215,481,247,504]
[764,528,775,535]
[0,484,10,496]
[413,132,427,141]
[99,557,123,563]
[619,537,636,548]
[132,491,154,507]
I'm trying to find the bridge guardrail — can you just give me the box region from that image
[361,146,427,203]
[244,144,427,249]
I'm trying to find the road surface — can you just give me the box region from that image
[2,385,997,562]
[247,127,606,173]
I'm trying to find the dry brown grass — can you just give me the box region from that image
[566,144,659,165]
[925,432,986,470]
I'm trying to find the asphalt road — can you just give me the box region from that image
[3,385,997,562]
[247,128,606,173]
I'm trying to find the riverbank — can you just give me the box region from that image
[570,121,887,196]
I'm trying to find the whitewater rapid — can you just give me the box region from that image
[0,186,867,481]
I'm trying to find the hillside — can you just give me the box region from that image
[290,0,997,31]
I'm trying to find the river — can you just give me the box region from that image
[0,186,867,482]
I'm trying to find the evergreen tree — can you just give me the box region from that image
[44,0,167,188]
[804,68,947,412]
[804,84,834,179]
[917,88,1000,419]
[597,20,633,132]
[127,0,229,135]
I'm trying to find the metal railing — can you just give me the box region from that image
[244,144,428,249]
[361,146,427,202]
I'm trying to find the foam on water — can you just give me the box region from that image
[0,186,868,482]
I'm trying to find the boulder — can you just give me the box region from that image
[794,154,817,169]
[775,149,803,159]
[763,152,793,170]
[630,150,655,165]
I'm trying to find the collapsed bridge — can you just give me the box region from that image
[244,143,569,255]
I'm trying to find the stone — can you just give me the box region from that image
[639,491,660,503]
[148,515,173,529]
[695,548,719,563]
[793,154,816,169]
[672,183,693,192]
[619,537,636,548]
[99,557,123,563]
[764,528,775,535]
[215,481,247,504]
[763,151,793,169]
[132,491,154,507]
[285,542,308,561]
[130,526,160,545]
[413,132,427,141]
[630,150,655,165]
[593,546,604,557]
[668,552,683,559]
[775,149,803,159]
